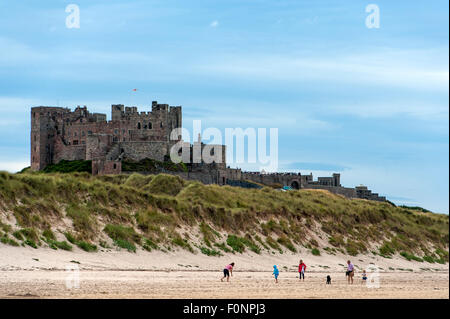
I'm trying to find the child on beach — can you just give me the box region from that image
[221,262,234,282]
[361,269,367,285]
[298,260,307,281]
[272,265,279,283]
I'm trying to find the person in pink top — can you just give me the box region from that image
[298,260,307,281]
[221,262,235,282]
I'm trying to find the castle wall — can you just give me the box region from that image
[53,137,86,163]
[120,141,168,162]
[242,172,302,188]
[92,159,122,175]
[303,185,357,198]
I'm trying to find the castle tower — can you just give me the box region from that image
[332,173,341,187]
[30,107,67,171]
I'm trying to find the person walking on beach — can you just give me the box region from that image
[298,259,307,281]
[346,260,354,284]
[221,262,234,282]
[272,265,279,283]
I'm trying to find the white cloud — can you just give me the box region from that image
[0,161,29,173]
[210,20,219,28]
[195,48,449,92]
[325,101,449,121]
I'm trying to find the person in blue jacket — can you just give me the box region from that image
[272,265,279,283]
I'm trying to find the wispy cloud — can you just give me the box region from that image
[210,20,219,28]
[195,48,449,91]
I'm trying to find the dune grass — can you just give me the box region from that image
[0,171,448,260]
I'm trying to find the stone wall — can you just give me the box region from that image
[303,185,357,198]
[120,141,168,162]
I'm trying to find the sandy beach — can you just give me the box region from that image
[1,270,448,299]
[0,245,448,299]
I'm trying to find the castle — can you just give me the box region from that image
[30,102,386,202]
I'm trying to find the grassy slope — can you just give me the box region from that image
[0,171,448,263]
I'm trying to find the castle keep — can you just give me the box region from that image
[31,102,385,202]
[31,102,182,175]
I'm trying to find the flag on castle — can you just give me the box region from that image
[132,88,137,92]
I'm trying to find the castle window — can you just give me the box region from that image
[137,123,141,129]
[88,131,92,136]
[113,164,117,169]
[82,141,85,145]
[149,122,152,129]
[160,122,163,128]
[114,129,118,134]
[82,131,85,136]
[73,140,79,145]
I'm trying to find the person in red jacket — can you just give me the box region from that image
[298,260,307,281]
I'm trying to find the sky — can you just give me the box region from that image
[0,0,448,213]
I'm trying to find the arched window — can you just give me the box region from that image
[137,123,141,129]
[149,122,152,129]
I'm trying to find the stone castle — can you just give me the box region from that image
[30,102,386,202]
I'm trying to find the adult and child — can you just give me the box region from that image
[219,259,363,285]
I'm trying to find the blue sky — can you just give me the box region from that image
[0,0,448,213]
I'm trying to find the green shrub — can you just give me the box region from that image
[24,239,37,248]
[20,228,39,244]
[114,239,136,252]
[172,235,194,252]
[199,222,220,247]
[214,242,232,253]
[12,231,24,241]
[42,229,56,240]
[400,251,423,262]
[226,235,246,253]
[379,241,395,256]
[277,236,296,252]
[66,204,96,239]
[143,238,158,251]
[266,236,283,253]
[200,246,222,256]
[55,240,72,251]
[64,232,77,244]
[225,235,260,253]
[311,248,321,256]
[77,241,97,252]
[42,160,92,173]
[422,255,435,263]
[104,224,140,243]
[0,221,11,233]
[0,236,19,246]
